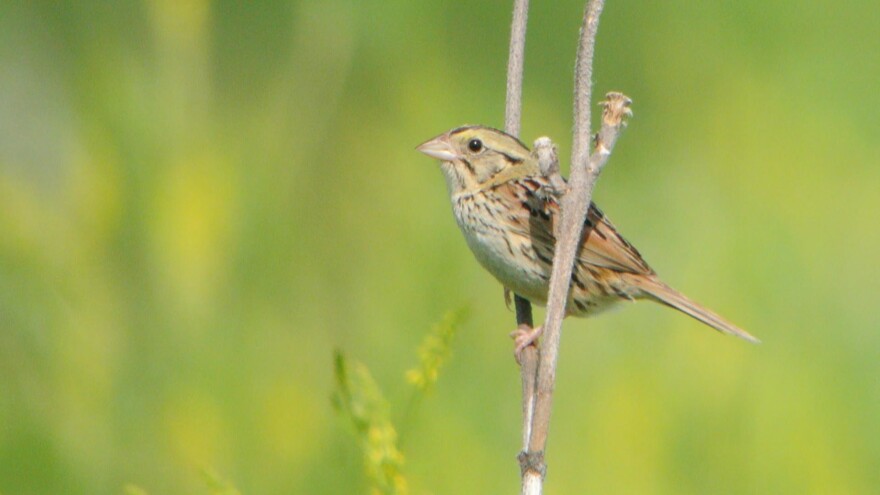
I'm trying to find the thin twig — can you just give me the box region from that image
[521,93,631,491]
[505,0,529,137]
[520,2,619,493]
[570,1,606,175]
[531,0,606,452]
[503,0,541,463]
[515,298,537,444]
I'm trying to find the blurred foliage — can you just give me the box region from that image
[200,468,243,495]
[333,352,407,495]
[1,0,879,494]
[332,309,463,494]
[405,308,467,393]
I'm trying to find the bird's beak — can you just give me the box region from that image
[417,135,458,161]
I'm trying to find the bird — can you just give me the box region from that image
[417,125,758,353]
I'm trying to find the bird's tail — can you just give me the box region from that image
[631,276,760,344]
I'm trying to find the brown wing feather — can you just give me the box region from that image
[497,178,653,276]
[579,203,654,275]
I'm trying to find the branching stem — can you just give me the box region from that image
[504,1,630,494]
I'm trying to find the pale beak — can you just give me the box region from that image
[416,135,459,161]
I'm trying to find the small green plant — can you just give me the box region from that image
[333,352,408,495]
[333,309,467,495]
[406,308,468,393]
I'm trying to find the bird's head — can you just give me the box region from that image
[417,126,532,194]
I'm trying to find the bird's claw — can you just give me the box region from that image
[510,324,543,364]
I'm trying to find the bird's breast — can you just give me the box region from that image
[452,194,551,305]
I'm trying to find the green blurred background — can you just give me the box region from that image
[2,0,879,493]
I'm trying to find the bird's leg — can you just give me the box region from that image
[510,323,544,363]
[504,287,513,310]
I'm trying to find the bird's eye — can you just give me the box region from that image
[467,138,483,153]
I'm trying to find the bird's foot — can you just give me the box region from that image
[510,324,543,364]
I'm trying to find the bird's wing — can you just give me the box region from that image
[577,203,654,275]
[499,178,653,275]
